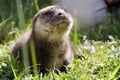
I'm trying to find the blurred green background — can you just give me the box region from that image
[0,0,52,43]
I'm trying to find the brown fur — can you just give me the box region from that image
[12,5,75,74]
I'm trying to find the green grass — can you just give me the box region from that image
[0,0,120,80]
[0,34,120,79]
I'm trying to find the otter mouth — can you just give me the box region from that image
[56,20,69,28]
[46,19,70,33]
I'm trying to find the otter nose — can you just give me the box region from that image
[57,12,65,17]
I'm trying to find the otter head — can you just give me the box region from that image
[32,5,73,41]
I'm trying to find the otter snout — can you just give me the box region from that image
[56,12,65,17]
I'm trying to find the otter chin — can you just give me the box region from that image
[12,5,74,74]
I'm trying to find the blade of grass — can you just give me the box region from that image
[30,39,38,78]
[0,17,12,28]
[73,17,79,46]
[109,64,120,80]
[34,0,40,11]
[10,65,17,80]
[16,0,26,29]
[22,44,30,75]
[72,17,84,58]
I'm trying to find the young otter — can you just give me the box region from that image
[12,5,74,74]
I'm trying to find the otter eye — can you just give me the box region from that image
[46,11,54,18]
[63,9,68,12]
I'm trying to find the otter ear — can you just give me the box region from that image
[32,13,39,28]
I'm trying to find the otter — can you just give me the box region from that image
[12,5,82,74]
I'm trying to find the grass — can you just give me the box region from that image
[0,0,120,80]
[0,35,120,79]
